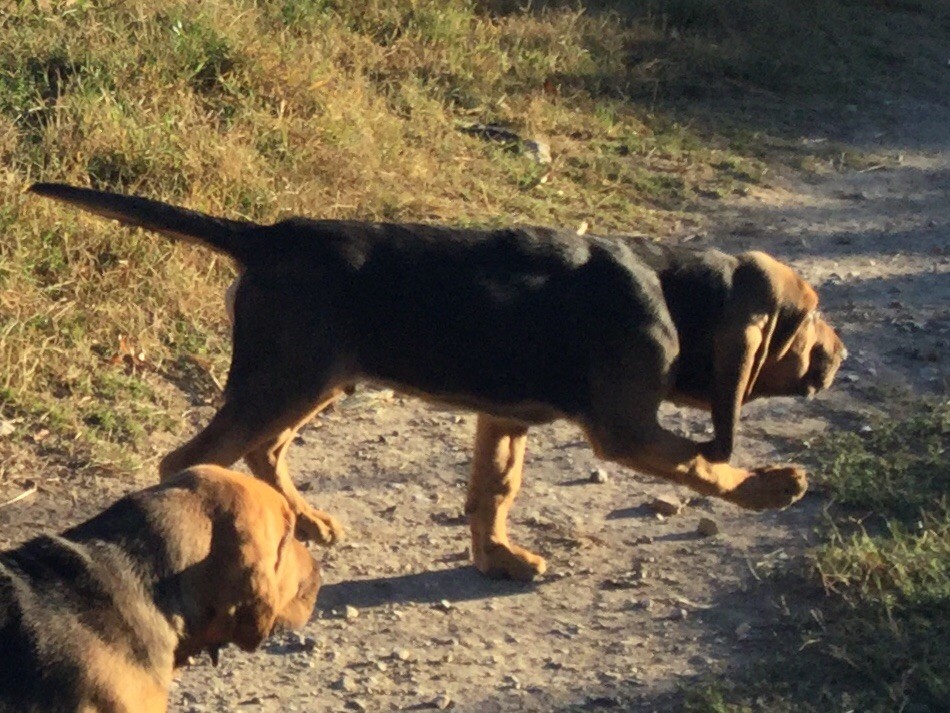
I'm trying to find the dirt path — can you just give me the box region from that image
[158,106,948,711]
[2,107,947,712]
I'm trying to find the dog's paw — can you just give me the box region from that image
[295,509,344,546]
[727,465,808,510]
[474,542,547,582]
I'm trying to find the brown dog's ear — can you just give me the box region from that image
[768,274,819,362]
[707,253,818,461]
[741,254,819,401]
[226,499,296,652]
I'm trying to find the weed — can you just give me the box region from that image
[684,400,950,712]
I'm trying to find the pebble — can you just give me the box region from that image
[648,495,683,516]
[697,517,720,537]
[331,676,358,693]
[668,607,689,621]
[431,694,454,710]
[344,605,360,621]
[631,597,652,611]
[589,467,609,484]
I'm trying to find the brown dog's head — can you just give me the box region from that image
[160,466,320,666]
[739,252,847,401]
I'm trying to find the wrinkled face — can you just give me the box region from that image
[754,311,847,399]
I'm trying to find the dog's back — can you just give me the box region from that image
[0,532,173,713]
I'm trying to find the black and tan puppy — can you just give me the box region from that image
[0,465,320,713]
[29,183,846,581]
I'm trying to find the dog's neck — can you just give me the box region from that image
[61,497,217,670]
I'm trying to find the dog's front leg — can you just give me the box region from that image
[465,414,546,581]
[588,424,807,511]
[703,324,764,462]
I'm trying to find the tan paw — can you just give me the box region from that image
[473,542,547,582]
[727,465,808,510]
[295,509,344,546]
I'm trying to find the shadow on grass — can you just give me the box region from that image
[478,0,950,151]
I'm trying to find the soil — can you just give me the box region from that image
[1,101,947,712]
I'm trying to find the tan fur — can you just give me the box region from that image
[0,467,320,712]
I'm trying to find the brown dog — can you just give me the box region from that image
[29,183,846,581]
[0,465,320,713]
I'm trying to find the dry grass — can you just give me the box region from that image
[0,0,946,474]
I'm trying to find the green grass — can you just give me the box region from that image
[684,400,950,712]
[0,1,947,474]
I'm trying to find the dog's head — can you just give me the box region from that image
[159,466,321,666]
[739,252,847,401]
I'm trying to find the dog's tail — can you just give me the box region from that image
[28,183,260,265]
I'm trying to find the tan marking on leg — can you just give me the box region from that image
[159,402,251,481]
[243,391,345,545]
[465,414,545,581]
[587,426,807,510]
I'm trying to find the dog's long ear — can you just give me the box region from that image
[225,497,296,652]
[741,253,818,401]
[768,271,819,363]
[708,253,817,460]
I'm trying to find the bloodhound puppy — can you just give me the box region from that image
[29,183,846,581]
[0,466,320,713]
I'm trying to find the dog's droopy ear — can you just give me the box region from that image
[707,253,820,459]
[768,272,819,363]
[227,501,296,652]
[739,252,819,400]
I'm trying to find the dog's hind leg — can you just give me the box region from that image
[465,414,546,581]
[244,390,346,545]
[160,388,347,543]
[159,401,256,480]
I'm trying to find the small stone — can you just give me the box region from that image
[669,607,689,621]
[436,599,453,612]
[697,517,720,537]
[345,701,367,712]
[431,694,454,710]
[628,597,653,611]
[393,649,412,661]
[589,467,609,484]
[648,495,683,517]
[344,606,360,621]
[331,676,358,693]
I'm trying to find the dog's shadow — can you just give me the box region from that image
[317,564,537,613]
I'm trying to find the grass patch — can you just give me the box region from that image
[685,400,950,712]
[0,1,946,475]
